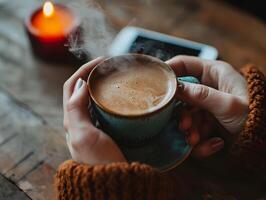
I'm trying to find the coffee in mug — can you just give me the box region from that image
[90,58,176,116]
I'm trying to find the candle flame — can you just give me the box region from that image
[43,1,54,17]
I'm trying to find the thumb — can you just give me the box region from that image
[67,78,91,126]
[177,81,233,117]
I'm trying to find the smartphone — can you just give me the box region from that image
[108,26,218,61]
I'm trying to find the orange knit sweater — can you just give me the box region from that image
[55,65,265,200]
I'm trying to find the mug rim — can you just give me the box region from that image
[87,54,177,119]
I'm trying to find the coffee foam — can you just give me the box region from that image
[91,61,176,115]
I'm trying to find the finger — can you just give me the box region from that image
[179,110,192,131]
[177,82,234,117]
[63,56,105,112]
[192,137,224,159]
[67,79,92,128]
[187,129,200,146]
[183,110,212,143]
[166,55,212,82]
[186,110,202,146]
[166,55,244,91]
[199,112,215,140]
[191,110,212,140]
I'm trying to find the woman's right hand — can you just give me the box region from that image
[166,56,249,158]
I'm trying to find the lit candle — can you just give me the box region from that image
[26,1,81,62]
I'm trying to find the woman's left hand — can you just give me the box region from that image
[63,57,126,165]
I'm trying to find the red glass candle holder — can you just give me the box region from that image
[25,3,86,63]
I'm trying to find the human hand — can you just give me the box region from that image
[166,56,248,158]
[63,57,126,165]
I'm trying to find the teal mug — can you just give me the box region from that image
[87,54,199,145]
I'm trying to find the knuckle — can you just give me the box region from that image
[170,55,187,61]
[63,80,70,91]
[174,55,188,60]
[174,55,185,59]
[216,61,233,70]
[216,60,227,65]
[192,85,210,101]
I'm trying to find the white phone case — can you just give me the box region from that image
[108,26,218,60]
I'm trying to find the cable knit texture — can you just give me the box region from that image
[55,161,177,200]
[55,65,265,200]
[230,64,266,171]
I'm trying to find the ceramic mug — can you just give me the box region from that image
[87,54,199,145]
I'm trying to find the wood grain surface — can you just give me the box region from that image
[0,0,265,199]
[0,174,30,200]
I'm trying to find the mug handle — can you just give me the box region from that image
[175,76,200,107]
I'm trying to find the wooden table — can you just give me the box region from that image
[0,0,265,199]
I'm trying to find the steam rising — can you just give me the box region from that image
[66,0,173,61]
[96,56,141,75]
[67,0,115,59]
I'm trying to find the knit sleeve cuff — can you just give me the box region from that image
[230,64,266,170]
[55,160,175,200]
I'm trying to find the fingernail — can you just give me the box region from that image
[211,138,224,151]
[74,78,83,92]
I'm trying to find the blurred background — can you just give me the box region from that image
[224,0,265,21]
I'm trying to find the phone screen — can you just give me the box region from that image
[129,35,201,61]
